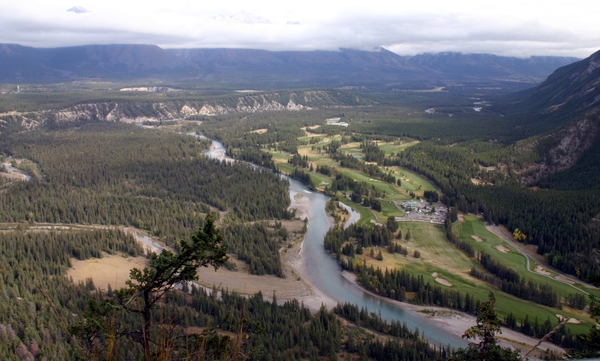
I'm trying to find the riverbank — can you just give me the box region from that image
[340,271,564,357]
[195,190,337,312]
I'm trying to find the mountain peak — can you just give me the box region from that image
[67,6,90,14]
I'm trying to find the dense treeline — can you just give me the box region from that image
[287,154,310,168]
[0,123,292,245]
[166,287,453,361]
[502,312,581,349]
[360,141,386,163]
[288,167,317,191]
[221,222,287,277]
[233,147,276,169]
[0,229,142,360]
[324,223,394,254]
[334,303,451,361]
[334,303,422,340]
[326,173,383,199]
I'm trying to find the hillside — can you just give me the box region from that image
[492,50,600,189]
[0,43,579,88]
[497,50,600,118]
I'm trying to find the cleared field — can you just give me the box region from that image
[271,151,292,162]
[354,221,592,333]
[68,253,148,291]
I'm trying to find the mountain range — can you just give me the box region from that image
[0,44,579,88]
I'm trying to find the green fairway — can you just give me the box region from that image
[378,140,420,156]
[338,198,377,225]
[276,163,333,188]
[389,166,437,194]
[374,200,405,221]
[455,215,600,298]
[341,168,409,200]
[354,220,594,332]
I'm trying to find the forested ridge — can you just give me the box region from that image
[0,225,454,360]
[0,229,143,359]
[0,123,292,245]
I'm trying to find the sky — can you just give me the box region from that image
[1,0,599,58]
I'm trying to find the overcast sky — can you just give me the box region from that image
[1,0,598,58]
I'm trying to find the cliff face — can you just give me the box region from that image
[513,108,600,185]
[0,90,369,132]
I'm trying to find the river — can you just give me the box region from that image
[202,136,465,348]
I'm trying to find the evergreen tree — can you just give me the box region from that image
[450,297,520,361]
[76,215,228,360]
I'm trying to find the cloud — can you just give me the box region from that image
[0,0,598,57]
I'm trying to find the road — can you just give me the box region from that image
[487,225,597,295]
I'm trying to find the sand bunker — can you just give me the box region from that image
[432,272,452,286]
[471,235,484,243]
[249,128,267,134]
[535,266,551,276]
[556,314,581,324]
[554,275,575,285]
[435,277,453,287]
[496,245,510,253]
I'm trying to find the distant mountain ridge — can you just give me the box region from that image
[496,49,600,190]
[408,52,580,82]
[0,43,580,88]
[504,49,600,118]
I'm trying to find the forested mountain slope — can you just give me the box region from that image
[497,49,600,119]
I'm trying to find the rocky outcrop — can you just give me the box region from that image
[0,90,368,133]
[515,108,600,185]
